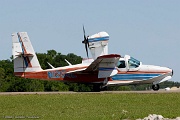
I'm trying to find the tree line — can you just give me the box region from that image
[0,50,179,92]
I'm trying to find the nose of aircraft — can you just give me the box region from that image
[147,66,173,83]
[159,66,173,76]
[142,65,173,76]
[171,68,173,76]
[163,66,173,75]
[159,66,173,77]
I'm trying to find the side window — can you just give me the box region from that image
[117,61,126,68]
[128,57,140,68]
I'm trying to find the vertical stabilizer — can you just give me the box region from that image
[12,32,42,74]
[88,32,109,60]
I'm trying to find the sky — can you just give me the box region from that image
[0,0,179,81]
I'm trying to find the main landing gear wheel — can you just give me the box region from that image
[152,84,160,91]
[93,84,101,92]
[93,84,107,92]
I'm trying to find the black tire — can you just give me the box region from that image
[93,84,101,92]
[152,84,160,91]
[101,86,108,91]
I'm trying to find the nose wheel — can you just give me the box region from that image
[152,84,160,91]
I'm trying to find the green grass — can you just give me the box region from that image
[0,93,180,120]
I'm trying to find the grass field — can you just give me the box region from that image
[0,93,180,120]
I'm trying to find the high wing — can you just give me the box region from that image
[68,54,120,78]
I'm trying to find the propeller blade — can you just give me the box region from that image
[83,25,85,36]
[83,25,86,43]
[87,37,89,47]
[85,43,89,58]
[82,25,89,58]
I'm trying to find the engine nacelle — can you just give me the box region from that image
[88,32,109,59]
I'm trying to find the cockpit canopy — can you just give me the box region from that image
[117,60,126,68]
[117,56,141,69]
[128,57,140,68]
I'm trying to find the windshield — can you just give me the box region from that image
[117,60,126,68]
[128,57,140,68]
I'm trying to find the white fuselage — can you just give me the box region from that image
[107,55,173,86]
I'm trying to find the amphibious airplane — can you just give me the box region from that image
[82,29,173,91]
[12,32,120,91]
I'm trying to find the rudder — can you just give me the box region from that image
[12,32,42,75]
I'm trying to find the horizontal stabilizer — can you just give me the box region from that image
[15,52,34,57]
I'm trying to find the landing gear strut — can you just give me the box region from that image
[152,84,160,91]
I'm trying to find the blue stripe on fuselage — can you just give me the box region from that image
[88,36,109,42]
[111,73,161,80]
